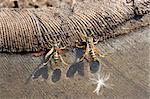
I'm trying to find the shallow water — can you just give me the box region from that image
[0,26,149,99]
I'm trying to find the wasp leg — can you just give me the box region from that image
[97,53,105,58]
[76,44,85,49]
[59,55,68,66]
[84,56,92,62]
[93,40,99,45]
[45,47,54,59]
[94,38,100,45]
[79,44,89,62]
[75,40,85,49]
[60,46,67,50]
[93,46,105,58]
[32,51,46,57]
[56,48,64,55]
[46,60,54,74]
[81,33,87,41]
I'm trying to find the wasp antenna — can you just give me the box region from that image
[57,42,61,47]
[90,31,95,37]
[86,28,91,36]
[81,34,86,41]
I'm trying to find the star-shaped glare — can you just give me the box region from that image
[89,73,111,95]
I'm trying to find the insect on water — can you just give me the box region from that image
[28,40,68,82]
[44,41,69,82]
[44,40,68,67]
[75,29,105,73]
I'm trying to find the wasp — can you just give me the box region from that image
[44,41,68,67]
[27,40,68,82]
[75,29,105,73]
[77,29,105,61]
[33,40,68,69]
[43,41,68,82]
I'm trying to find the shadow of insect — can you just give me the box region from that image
[67,29,104,77]
[67,46,101,78]
[26,41,68,83]
[25,61,62,84]
[66,47,85,77]
[51,68,61,83]
[31,63,49,80]
[25,61,49,84]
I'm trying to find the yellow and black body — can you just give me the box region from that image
[74,29,106,73]
[44,41,68,68]
[86,36,98,61]
[53,50,59,64]
[77,29,105,62]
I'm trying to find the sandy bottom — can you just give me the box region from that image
[0,26,149,99]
